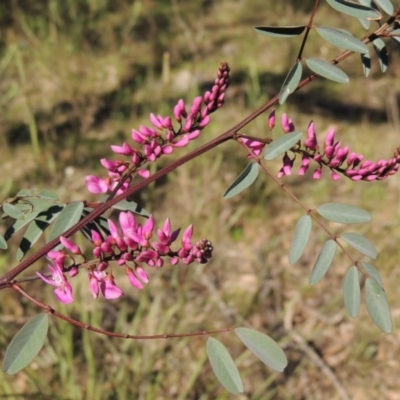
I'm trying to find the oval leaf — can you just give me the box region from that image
[373,0,394,14]
[316,202,371,224]
[254,25,306,38]
[305,58,349,83]
[373,38,389,73]
[361,52,371,77]
[365,278,392,333]
[0,234,7,250]
[235,328,287,372]
[362,262,384,288]
[326,0,381,19]
[3,203,23,219]
[358,18,370,29]
[223,163,259,199]
[279,61,303,104]
[309,240,337,285]
[2,313,49,374]
[48,201,84,243]
[316,26,369,53]
[38,190,59,200]
[343,265,361,317]
[264,131,303,161]
[289,215,312,264]
[206,337,243,394]
[340,232,377,259]
[16,189,35,197]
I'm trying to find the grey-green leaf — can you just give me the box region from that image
[235,328,287,372]
[16,189,35,197]
[223,163,260,199]
[373,38,389,72]
[264,131,303,160]
[340,232,377,259]
[16,206,64,261]
[206,337,243,394]
[3,203,23,219]
[254,25,306,38]
[362,262,384,288]
[361,51,371,77]
[111,199,150,217]
[0,234,7,250]
[2,313,49,374]
[358,18,370,29]
[316,202,371,224]
[343,266,361,317]
[279,61,303,104]
[316,26,369,53]
[289,215,312,264]
[38,190,59,200]
[305,58,350,83]
[326,0,381,19]
[48,201,84,244]
[373,0,394,14]
[309,240,337,285]
[365,278,392,333]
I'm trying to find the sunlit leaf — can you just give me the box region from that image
[305,58,349,83]
[365,278,392,333]
[264,131,303,160]
[254,25,306,38]
[111,199,150,217]
[316,26,369,53]
[16,206,64,261]
[289,215,312,264]
[0,234,7,250]
[358,18,370,29]
[373,38,389,72]
[340,232,377,259]
[48,201,84,244]
[362,262,384,288]
[279,61,303,104]
[38,190,59,200]
[16,189,35,197]
[343,266,361,317]
[2,313,49,374]
[235,328,287,372]
[361,51,371,77]
[326,0,381,19]
[3,203,23,219]
[373,0,394,14]
[206,337,243,394]
[223,163,260,199]
[316,202,371,224]
[309,240,337,285]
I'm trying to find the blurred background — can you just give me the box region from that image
[1,0,400,399]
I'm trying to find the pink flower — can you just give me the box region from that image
[37,261,73,304]
[60,236,82,255]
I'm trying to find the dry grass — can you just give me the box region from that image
[1,1,400,399]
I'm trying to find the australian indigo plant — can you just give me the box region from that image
[1,0,400,395]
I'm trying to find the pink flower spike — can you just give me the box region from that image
[111,143,134,156]
[85,176,108,194]
[37,261,73,304]
[126,267,144,289]
[173,136,190,148]
[69,267,79,277]
[60,236,81,255]
[100,274,124,299]
[138,169,150,178]
[313,168,322,179]
[324,128,335,147]
[162,145,174,154]
[143,215,154,240]
[190,96,203,116]
[268,109,276,130]
[281,114,290,133]
[150,113,164,130]
[282,154,293,175]
[89,272,99,298]
[136,267,149,283]
[171,257,179,265]
[187,130,201,140]
[198,116,210,129]
[331,171,340,181]
[305,121,318,150]
[182,225,193,247]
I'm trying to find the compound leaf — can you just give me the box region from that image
[316,26,369,53]
[340,232,377,259]
[224,163,260,199]
[289,215,312,264]
[264,131,303,160]
[305,58,349,83]
[316,202,371,224]
[2,313,49,374]
[206,337,243,394]
[235,328,287,372]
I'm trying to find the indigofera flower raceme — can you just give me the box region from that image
[240,111,400,182]
[86,63,230,195]
[36,213,213,303]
